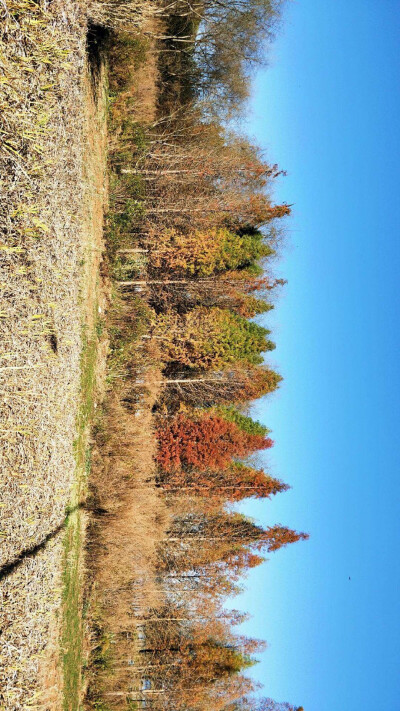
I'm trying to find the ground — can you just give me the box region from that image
[0,2,108,708]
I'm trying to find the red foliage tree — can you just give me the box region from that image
[156,414,273,473]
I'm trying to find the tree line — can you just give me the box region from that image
[91,0,306,709]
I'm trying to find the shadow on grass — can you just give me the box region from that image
[0,504,86,583]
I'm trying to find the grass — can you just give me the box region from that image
[60,22,110,710]
[62,509,84,711]
[62,327,100,711]
[83,24,171,710]
[0,1,155,708]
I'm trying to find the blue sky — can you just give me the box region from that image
[234,1,400,709]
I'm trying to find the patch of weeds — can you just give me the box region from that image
[85,445,92,476]
[111,118,148,151]
[91,630,113,671]
[92,409,108,440]
[107,198,146,253]
[96,317,105,338]
[119,172,145,198]
[85,611,117,709]
[120,121,148,155]
[116,198,146,226]
[76,330,98,452]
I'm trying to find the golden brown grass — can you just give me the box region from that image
[0,0,88,571]
[89,0,156,32]
[85,368,169,708]
[0,0,109,707]
[108,17,162,127]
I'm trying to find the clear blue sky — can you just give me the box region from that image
[234,1,400,709]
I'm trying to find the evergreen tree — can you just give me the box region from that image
[155,307,275,369]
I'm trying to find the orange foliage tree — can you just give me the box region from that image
[156,413,273,473]
[148,227,275,277]
[159,462,289,503]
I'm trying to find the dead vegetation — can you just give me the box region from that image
[86,366,169,707]
[0,0,88,571]
[89,0,156,32]
[0,0,108,707]
[0,0,164,705]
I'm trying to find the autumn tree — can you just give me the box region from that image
[160,562,254,600]
[262,525,309,552]
[156,413,273,473]
[156,0,284,117]
[154,307,275,370]
[165,513,301,548]
[147,277,275,318]
[135,604,265,710]
[158,364,282,411]
[158,512,308,573]
[128,270,286,318]
[159,462,289,505]
[147,227,275,277]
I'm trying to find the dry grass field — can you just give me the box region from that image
[85,373,169,708]
[80,27,172,707]
[0,1,108,707]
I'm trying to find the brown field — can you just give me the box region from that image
[0,2,162,705]
[0,1,108,707]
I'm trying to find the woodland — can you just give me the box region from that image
[0,0,307,708]
[86,1,307,710]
